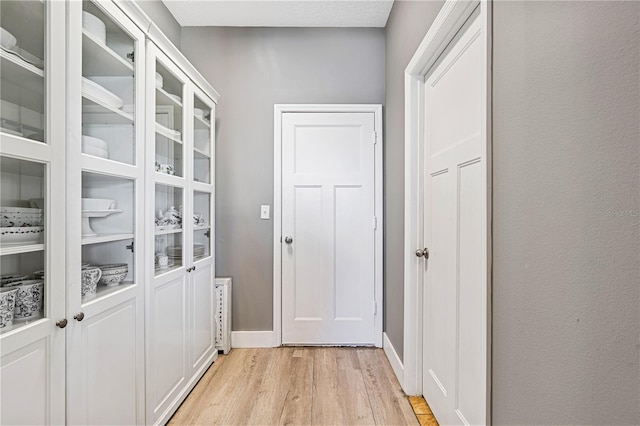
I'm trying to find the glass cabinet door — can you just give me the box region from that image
[66,2,146,425]
[0,1,46,143]
[154,60,185,178]
[0,2,66,424]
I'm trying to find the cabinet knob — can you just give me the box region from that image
[284,236,293,244]
[415,248,429,259]
[74,312,85,322]
[192,265,196,271]
[56,319,68,329]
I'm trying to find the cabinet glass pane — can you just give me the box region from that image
[155,62,184,178]
[193,95,211,184]
[193,191,211,260]
[0,1,46,143]
[0,156,46,332]
[155,184,183,275]
[81,0,136,165]
[81,172,135,302]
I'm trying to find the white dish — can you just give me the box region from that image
[82,11,106,44]
[167,93,181,104]
[82,198,116,211]
[82,135,108,150]
[194,108,204,119]
[0,27,16,50]
[82,145,109,159]
[82,78,123,109]
[156,72,163,88]
[0,226,44,244]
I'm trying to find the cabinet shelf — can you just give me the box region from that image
[154,227,182,235]
[0,313,45,335]
[155,262,182,277]
[82,233,134,245]
[0,50,44,114]
[193,225,210,231]
[0,243,44,256]
[194,115,210,129]
[81,282,135,307]
[156,87,183,108]
[193,147,210,159]
[82,96,134,125]
[82,30,134,77]
[155,122,182,143]
[81,155,139,179]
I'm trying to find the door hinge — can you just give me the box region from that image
[373,131,377,144]
[373,301,377,315]
[373,216,377,230]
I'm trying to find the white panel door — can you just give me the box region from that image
[281,112,376,345]
[421,10,487,426]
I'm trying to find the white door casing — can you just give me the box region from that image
[274,105,383,347]
[403,1,492,424]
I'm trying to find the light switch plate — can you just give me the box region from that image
[260,205,270,220]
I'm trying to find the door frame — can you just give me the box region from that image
[402,0,492,417]
[273,104,384,347]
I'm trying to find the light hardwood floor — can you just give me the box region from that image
[169,347,419,425]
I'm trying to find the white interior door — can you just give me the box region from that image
[281,112,376,345]
[421,10,488,426]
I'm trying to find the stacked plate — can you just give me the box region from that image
[82,135,109,159]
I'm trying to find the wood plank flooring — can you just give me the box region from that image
[169,347,419,425]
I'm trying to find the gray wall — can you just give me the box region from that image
[492,1,640,424]
[384,0,444,361]
[135,0,181,47]
[180,27,385,331]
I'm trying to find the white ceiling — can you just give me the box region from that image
[161,0,394,28]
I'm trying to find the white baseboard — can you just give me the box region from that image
[383,332,404,387]
[231,331,276,348]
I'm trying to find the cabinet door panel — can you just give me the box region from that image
[0,339,48,426]
[151,276,187,417]
[84,301,137,426]
[190,263,214,370]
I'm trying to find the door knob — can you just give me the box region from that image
[74,312,85,321]
[415,248,429,259]
[56,319,68,329]
[284,236,293,244]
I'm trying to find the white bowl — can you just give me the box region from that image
[82,135,108,150]
[82,11,106,44]
[0,226,44,244]
[82,198,117,210]
[1,275,29,287]
[82,145,109,159]
[0,27,17,50]
[156,72,163,89]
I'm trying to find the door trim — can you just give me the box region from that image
[402,0,492,420]
[273,104,384,348]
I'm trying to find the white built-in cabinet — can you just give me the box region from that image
[145,42,217,425]
[0,1,218,424]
